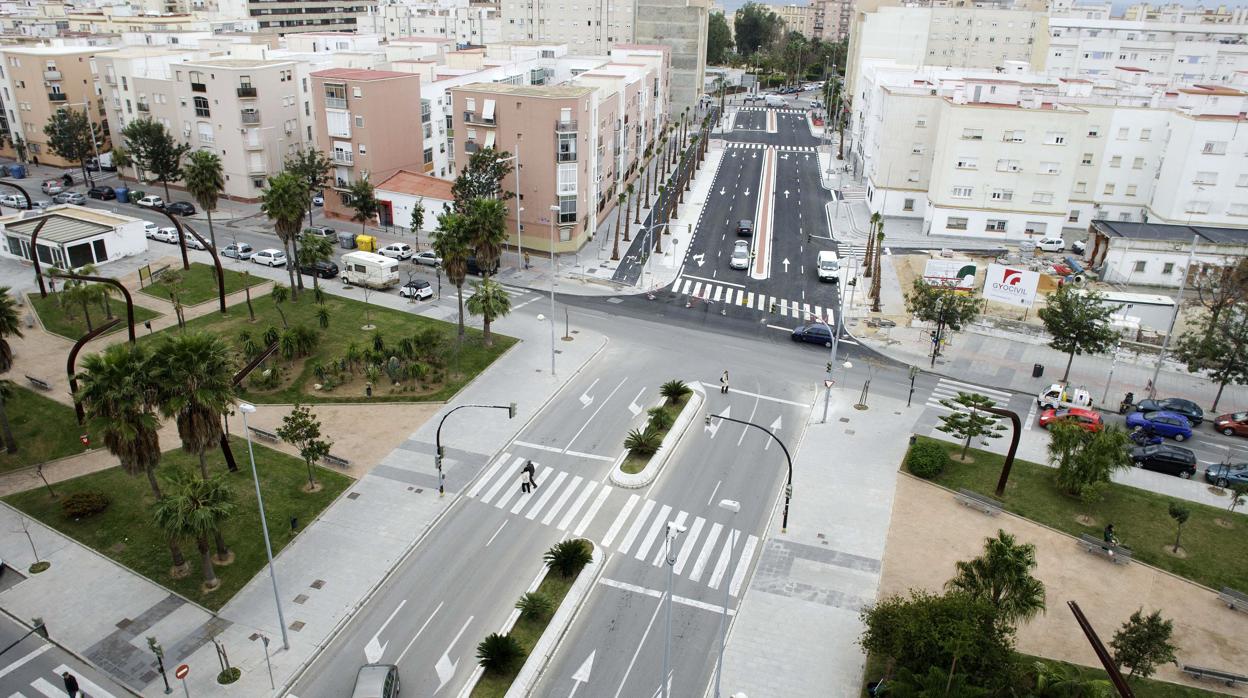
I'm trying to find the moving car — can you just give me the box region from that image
[351,664,399,698]
[135,195,165,209]
[1204,462,1248,488]
[183,234,206,251]
[252,249,288,267]
[1038,407,1103,432]
[165,201,196,216]
[816,250,839,283]
[730,240,750,270]
[151,227,179,243]
[791,323,834,347]
[399,279,434,300]
[1131,444,1198,478]
[40,180,64,195]
[736,219,754,237]
[221,242,254,260]
[0,194,27,209]
[87,186,116,200]
[300,259,339,279]
[413,250,442,267]
[312,192,324,206]
[143,222,159,238]
[1032,236,1066,253]
[1134,397,1203,426]
[53,191,86,205]
[379,242,414,260]
[1126,410,1193,441]
[1213,412,1248,437]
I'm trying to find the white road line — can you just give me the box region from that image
[512,440,564,455]
[467,451,510,499]
[573,485,611,537]
[712,286,723,302]
[479,457,525,504]
[698,383,808,407]
[673,516,705,575]
[563,450,615,462]
[598,578,737,616]
[692,281,704,297]
[602,494,641,548]
[680,279,692,294]
[633,504,672,562]
[618,499,657,555]
[566,377,629,454]
[689,522,723,583]
[1024,401,1037,431]
[707,530,737,589]
[485,520,507,547]
[526,471,568,520]
[682,272,745,288]
[0,644,50,680]
[557,479,596,530]
[729,535,759,597]
[937,378,1013,400]
[706,480,721,507]
[396,602,444,664]
[541,475,582,525]
[654,510,689,566]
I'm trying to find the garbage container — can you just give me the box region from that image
[338,231,356,249]
[1032,363,1044,378]
[6,164,26,179]
[114,187,129,203]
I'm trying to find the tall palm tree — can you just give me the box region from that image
[76,342,190,576]
[611,192,626,261]
[863,212,881,278]
[154,332,236,480]
[296,234,334,291]
[466,277,512,347]
[432,211,472,337]
[153,471,235,590]
[946,529,1047,625]
[259,171,308,300]
[625,182,635,229]
[870,230,884,312]
[182,150,224,248]
[60,277,96,332]
[0,287,22,454]
[642,145,654,205]
[466,197,508,276]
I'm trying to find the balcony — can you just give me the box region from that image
[335,177,350,189]
[463,111,497,126]
[554,120,578,132]
[43,69,62,81]
[48,93,67,102]
[245,140,264,151]
[136,103,150,113]
[325,96,347,110]
[331,151,354,166]
[247,163,267,175]
[191,82,206,93]
[557,148,576,163]
[240,110,260,125]
[104,74,116,86]
[237,86,257,98]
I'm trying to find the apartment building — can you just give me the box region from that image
[245,0,376,35]
[773,4,816,37]
[366,1,503,45]
[97,46,201,142]
[0,45,115,168]
[1044,17,1248,84]
[310,68,425,223]
[1121,3,1248,24]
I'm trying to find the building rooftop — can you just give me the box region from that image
[376,170,454,200]
[185,58,294,68]
[311,68,416,81]
[1092,219,1248,245]
[1179,84,1246,96]
[389,36,455,43]
[456,82,593,97]
[103,46,200,59]
[1,207,136,243]
[0,45,111,56]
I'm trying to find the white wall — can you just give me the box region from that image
[376,189,453,235]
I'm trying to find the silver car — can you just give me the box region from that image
[53,191,86,205]
[221,242,254,260]
[351,664,399,698]
[730,240,750,270]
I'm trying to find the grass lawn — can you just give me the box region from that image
[29,292,161,341]
[621,393,689,475]
[139,262,266,306]
[158,290,515,404]
[0,382,96,473]
[907,436,1248,592]
[3,435,351,611]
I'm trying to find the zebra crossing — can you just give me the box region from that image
[6,665,119,698]
[926,377,1015,423]
[468,454,760,596]
[726,142,819,153]
[670,276,835,322]
[838,186,867,201]
[738,106,804,114]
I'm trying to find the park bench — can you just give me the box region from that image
[1077,534,1133,565]
[248,426,280,443]
[954,488,1002,516]
[322,453,350,469]
[24,375,52,391]
[1181,664,1248,687]
[1218,587,1248,612]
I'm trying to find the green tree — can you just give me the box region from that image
[0,287,21,454]
[905,279,984,368]
[466,197,508,274]
[1038,286,1119,382]
[476,633,523,674]
[935,392,1005,461]
[1058,426,1133,499]
[1173,305,1248,411]
[43,108,102,187]
[708,11,735,64]
[346,177,379,236]
[946,530,1046,625]
[883,666,989,698]
[157,268,187,329]
[284,148,332,229]
[1045,420,1087,477]
[432,211,472,337]
[452,148,514,211]
[1109,608,1177,681]
[12,135,27,163]
[870,229,884,312]
[112,145,133,183]
[120,118,191,202]
[152,471,234,590]
[863,212,880,277]
[1227,482,1248,513]
[181,150,224,248]
[259,171,308,298]
[276,403,331,492]
[58,275,97,333]
[1191,258,1248,331]
[296,234,335,291]
[1030,661,1112,697]
[612,191,627,261]
[543,539,593,578]
[154,332,237,484]
[466,277,511,347]
[410,197,425,248]
[1168,501,1190,553]
[734,2,782,57]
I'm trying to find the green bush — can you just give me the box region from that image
[647,406,674,431]
[60,491,110,519]
[476,632,524,674]
[624,426,663,456]
[907,441,949,479]
[659,379,692,404]
[544,539,593,578]
[515,592,553,621]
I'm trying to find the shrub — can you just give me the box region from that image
[647,406,674,431]
[660,379,691,404]
[624,426,663,456]
[61,491,110,519]
[476,633,524,674]
[544,539,593,578]
[907,441,949,479]
[516,592,553,621]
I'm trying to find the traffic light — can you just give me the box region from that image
[826,362,833,373]
[508,402,517,419]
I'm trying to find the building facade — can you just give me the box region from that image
[0,46,115,168]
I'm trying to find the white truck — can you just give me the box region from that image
[816,250,840,283]
[764,94,786,108]
[340,251,399,290]
[1036,383,1094,410]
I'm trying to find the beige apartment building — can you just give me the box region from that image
[309,68,426,223]
[774,3,816,37]
[0,46,115,167]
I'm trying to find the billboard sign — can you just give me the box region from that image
[922,259,977,290]
[983,263,1040,307]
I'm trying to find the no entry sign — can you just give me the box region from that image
[175,664,189,680]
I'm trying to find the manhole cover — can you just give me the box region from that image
[310,579,326,589]
[289,621,305,632]
[346,492,360,500]
[293,594,309,605]
[839,417,850,423]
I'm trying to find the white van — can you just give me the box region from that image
[1037,383,1093,410]
[764,95,786,108]
[340,251,399,289]
[816,250,840,283]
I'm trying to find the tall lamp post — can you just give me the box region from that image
[660,520,686,698]
[705,413,794,532]
[713,499,740,698]
[238,402,289,650]
[546,204,560,376]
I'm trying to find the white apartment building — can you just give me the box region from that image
[1045,17,1248,84]
[366,0,503,45]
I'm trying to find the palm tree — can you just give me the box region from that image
[625,182,635,231]
[611,192,626,261]
[432,211,472,337]
[466,197,508,276]
[154,332,236,479]
[182,150,224,248]
[863,212,880,278]
[642,145,654,206]
[870,230,884,312]
[0,287,22,454]
[946,529,1047,625]
[259,171,308,300]
[76,342,190,576]
[466,277,511,347]
[60,277,95,332]
[296,234,334,291]
[152,472,235,590]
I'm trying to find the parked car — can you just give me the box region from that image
[1134,397,1203,426]
[143,222,159,238]
[791,323,833,347]
[466,256,499,276]
[31,198,52,210]
[736,219,754,237]
[151,227,179,244]
[1038,407,1104,432]
[0,194,27,209]
[730,240,750,270]
[252,249,288,267]
[300,259,339,279]
[40,180,64,195]
[1131,444,1198,479]
[312,192,324,206]
[183,234,206,250]
[87,185,116,200]
[379,242,414,260]
[165,201,196,216]
[413,250,442,267]
[53,191,86,205]
[135,195,165,209]
[1126,410,1193,441]
[1213,412,1248,437]
[351,664,399,698]
[303,226,336,240]
[1204,462,1248,488]
[1032,236,1066,253]
[399,279,434,300]
[221,242,254,260]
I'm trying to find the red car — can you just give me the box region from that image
[1039,407,1103,432]
[1214,412,1248,437]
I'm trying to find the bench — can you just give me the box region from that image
[1077,534,1133,565]
[322,453,350,469]
[248,426,280,443]
[1218,587,1248,612]
[1181,664,1248,687]
[954,488,1002,516]
[24,375,52,391]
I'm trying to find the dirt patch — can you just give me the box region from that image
[1215,518,1235,529]
[1161,544,1189,559]
[1207,485,1227,497]
[951,454,976,464]
[1074,514,1097,527]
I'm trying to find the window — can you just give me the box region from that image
[991,189,1014,202]
[1133,260,1146,273]
[1140,128,1151,141]
[1081,153,1093,165]
[1194,171,1218,185]
[423,147,433,164]
[911,143,924,154]
[1087,127,1100,138]
[326,110,350,138]
[1110,156,1122,168]
[1117,127,1129,140]
[996,159,1021,172]
[324,83,346,109]
[1203,140,1228,155]
[947,216,968,230]
[1118,212,1131,222]
[193,96,209,117]
[1044,131,1067,145]
[1185,200,1210,214]
[354,115,364,128]
[1040,161,1060,175]
[1032,191,1054,204]
[557,163,577,194]
[1104,183,1115,195]
[1024,221,1047,234]
[1163,262,1176,274]
[1238,174,1248,187]
[1229,203,1248,216]
[985,219,1007,232]
[962,128,983,140]
[955,157,977,169]
[465,97,476,112]
[1127,185,1138,196]
[1068,210,1080,222]
[557,132,576,162]
[906,170,920,182]
[903,198,915,212]
[558,194,576,223]
[1003,129,1025,143]
[916,116,927,128]
[352,86,362,98]
[1075,181,1087,194]
[1132,157,1145,170]
[951,186,973,199]
[197,121,214,144]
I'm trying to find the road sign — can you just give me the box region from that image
[824,379,834,388]
[175,664,189,679]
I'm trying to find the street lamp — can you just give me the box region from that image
[499,150,523,268]
[237,402,290,650]
[660,520,686,698]
[433,402,517,496]
[547,204,561,376]
[714,499,740,698]
[705,413,794,532]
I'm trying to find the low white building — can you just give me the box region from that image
[0,207,148,269]
[374,169,455,237]
[1086,219,1248,287]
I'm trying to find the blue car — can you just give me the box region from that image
[1126,410,1193,442]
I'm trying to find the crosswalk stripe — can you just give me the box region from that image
[558,479,597,531]
[790,304,800,318]
[745,291,754,307]
[524,470,567,519]
[480,456,525,505]
[634,504,673,562]
[468,452,511,499]
[602,494,640,548]
[672,516,705,575]
[572,484,610,536]
[692,281,703,297]
[729,535,759,598]
[712,286,722,302]
[689,522,723,583]
[653,510,689,566]
[31,679,64,698]
[510,466,551,514]
[618,498,656,556]
[937,378,1013,400]
[50,669,117,698]
[681,279,692,294]
[541,475,581,525]
[708,531,737,590]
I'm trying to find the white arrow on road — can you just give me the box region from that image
[434,615,474,694]
[784,190,790,199]
[705,405,731,438]
[568,651,595,697]
[744,189,751,197]
[719,187,726,196]
[579,378,599,408]
[782,258,790,273]
[693,253,706,267]
[627,388,646,417]
[363,599,407,664]
[764,415,783,451]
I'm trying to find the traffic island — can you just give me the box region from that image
[610,379,702,488]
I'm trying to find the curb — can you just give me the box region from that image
[610,384,705,488]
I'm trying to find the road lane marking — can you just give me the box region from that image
[525,470,568,519]
[542,475,581,525]
[602,494,640,548]
[673,516,705,575]
[559,480,598,531]
[681,272,745,288]
[573,485,611,536]
[598,578,738,616]
[467,451,511,499]
[623,500,663,558]
[708,529,736,590]
[563,450,615,462]
[485,520,507,547]
[611,579,666,698]
[653,510,689,566]
[707,480,721,506]
[396,602,444,664]
[511,441,562,455]
[566,377,629,454]
[729,535,759,597]
[0,643,50,680]
[689,522,723,582]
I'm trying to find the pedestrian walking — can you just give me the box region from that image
[523,252,531,269]
[519,469,531,494]
[524,460,538,490]
[62,671,80,697]
[720,370,730,394]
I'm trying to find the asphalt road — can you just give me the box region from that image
[0,611,134,698]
